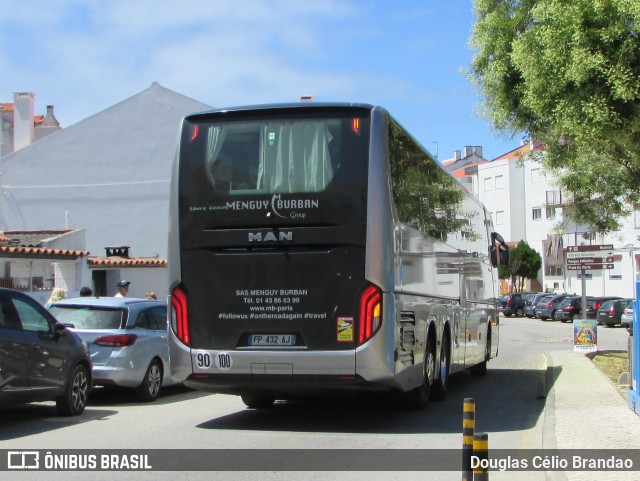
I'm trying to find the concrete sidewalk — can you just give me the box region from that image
[544,349,640,481]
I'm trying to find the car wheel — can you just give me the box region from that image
[516,307,524,317]
[56,364,90,416]
[135,359,163,402]
[406,334,436,409]
[241,392,275,409]
[431,332,450,401]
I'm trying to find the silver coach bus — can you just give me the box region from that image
[168,103,508,409]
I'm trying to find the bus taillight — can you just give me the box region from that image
[358,284,382,346]
[171,286,190,346]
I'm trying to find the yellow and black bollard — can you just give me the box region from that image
[462,398,475,481]
[473,432,489,481]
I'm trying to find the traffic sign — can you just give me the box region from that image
[567,263,614,270]
[566,244,613,252]
[567,256,615,265]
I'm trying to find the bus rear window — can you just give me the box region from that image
[181,115,367,196]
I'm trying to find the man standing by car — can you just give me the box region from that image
[115,280,131,297]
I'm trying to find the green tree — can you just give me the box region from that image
[469,0,640,232]
[500,241,542,291]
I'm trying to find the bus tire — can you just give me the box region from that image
[407,334,436,409]
[470,327,490,377]
[431,332,450,401]
[241,392,275,409]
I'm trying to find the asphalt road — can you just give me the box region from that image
[0,316,631,481]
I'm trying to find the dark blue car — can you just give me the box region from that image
[0,288,92,415]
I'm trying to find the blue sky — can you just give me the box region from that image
[0,0,521,162]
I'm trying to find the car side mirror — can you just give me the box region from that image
[54,322,67,337]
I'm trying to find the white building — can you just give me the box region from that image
[476,141,639,298]
[0,83,212,298]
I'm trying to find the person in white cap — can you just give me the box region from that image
[115,280,131,297]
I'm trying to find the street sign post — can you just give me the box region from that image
[565,245,617,318]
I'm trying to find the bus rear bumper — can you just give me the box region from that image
[183,373,394,396]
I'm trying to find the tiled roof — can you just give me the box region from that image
[493,142,545,161]
[0,230,88,259]
[1,230,75,247]
[0,245,88,258]
[88,256,167,267]
[0,103,45,124]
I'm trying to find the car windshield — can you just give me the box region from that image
[49,305,125,329]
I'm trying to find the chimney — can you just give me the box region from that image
[474,146,483,158]
[463,146,474,158]
[105,246,130,258]
[13,92,35,151]
[454,150,461,161]
[41,105,60,128]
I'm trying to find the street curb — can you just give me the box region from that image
[542,352,567,481]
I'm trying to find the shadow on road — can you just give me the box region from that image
[0,384,208,441]
[197,365,558,435]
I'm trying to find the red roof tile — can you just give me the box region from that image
[88,257,167,267]
[0,246,88,258]
[1,103,13,112]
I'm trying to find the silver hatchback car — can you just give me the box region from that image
[49,297,175,402]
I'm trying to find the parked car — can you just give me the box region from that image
[554,295,586,323]
[597,298,634,327]
[621,301,635,328]
[503,292,536,317]
[536,293,570,321]
[587,296,622,321]
[497,294,509,314]
[0,288,91,415]
[524,293,552,318]
[49,297,174,402]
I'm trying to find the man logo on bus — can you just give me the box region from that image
[271,194,319,219]
[248,231,293,242]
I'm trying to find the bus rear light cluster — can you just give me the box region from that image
[358,284,382,346]
[171,286,190,346]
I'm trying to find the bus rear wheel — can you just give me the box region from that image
[241,392,275,409]
[407,335,435,409]
[431,332,450,401]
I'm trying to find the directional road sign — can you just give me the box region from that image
[565,244,617,270]
[566,244,613,252]
[567,263,614,270]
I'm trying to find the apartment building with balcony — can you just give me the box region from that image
[475,141,639,298]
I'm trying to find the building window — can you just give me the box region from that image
[532,207,542,220]
[546,190,562,205]
[495,175,504,189]
[545,265,563,276]
[484,177,494,191]
[546,206,556,219]
[531,168,542,183]
[495,210,505,225]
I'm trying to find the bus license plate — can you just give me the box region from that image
[250,334,296,346]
